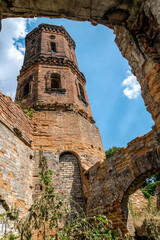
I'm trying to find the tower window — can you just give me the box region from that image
[51,73,60,89]
[49,35,55,39]
[23,82,30,96]
[79,83,85,100]
[51,42,56,52]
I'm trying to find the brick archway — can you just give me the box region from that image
[84,126,160,233]
[120,146,160,222]
[0,0,160,129]
[59,152,85,216]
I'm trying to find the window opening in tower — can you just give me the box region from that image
[51,74,60,89]
[79,83,85,100]
[23,82,30,96]
[51,42,56,52]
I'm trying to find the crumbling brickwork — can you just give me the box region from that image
[0,92,33,224]
[129,189,151,213]
[84,126,160,233]
[0,19,159,237]
[0,92,33,145]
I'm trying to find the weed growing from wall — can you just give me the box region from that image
[23,108,34,120]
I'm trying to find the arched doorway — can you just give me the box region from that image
[59,152,84,217]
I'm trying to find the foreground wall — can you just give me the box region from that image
[0,92,33,220]
[0,93,159,237]
[84,126,160,233]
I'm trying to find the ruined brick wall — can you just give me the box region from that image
[0,8,159,235]
[129,189,151,212]
[0,92,33,220]
[0,92,33,145]
[84,126,160,233]
[127,189,157,237]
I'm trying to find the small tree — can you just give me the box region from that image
[105,147,120,159]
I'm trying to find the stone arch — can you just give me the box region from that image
[83,128,160,234]
[59,151,85,216]
[120,146,160,222]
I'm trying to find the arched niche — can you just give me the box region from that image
[59,151,85,216]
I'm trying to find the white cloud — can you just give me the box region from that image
[0,18,37,100]
[122,71,141,99]
[27,17,37,25]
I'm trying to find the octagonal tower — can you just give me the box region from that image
[15,24,105,212]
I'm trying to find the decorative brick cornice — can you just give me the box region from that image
[26,23,76,50]
[20,55,86,84]
[33,102,95,124]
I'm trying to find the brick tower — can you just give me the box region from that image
[15,23,105,212]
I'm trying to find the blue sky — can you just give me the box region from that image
[0,17,154,150]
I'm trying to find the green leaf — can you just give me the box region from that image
[98,215,108,224]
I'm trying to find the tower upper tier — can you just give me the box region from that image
[23,24,78,68]
[15,24,93,121]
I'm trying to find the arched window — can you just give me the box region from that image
[79,83,85,100]
[51,73,60,89]
[50,42,56,52]
[49,35,55,40]
[45,71,66,93]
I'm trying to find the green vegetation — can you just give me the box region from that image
[8,147,128,240]
[23,108,34,119]
[105,147,121,159]
[0,212,18,240]
[0,147,136,239]
[0,234,18,240]
[129,195,160,240]
[141,190,151,199]
[141,173,160,198]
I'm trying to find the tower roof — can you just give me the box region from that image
[26,23,76,50]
